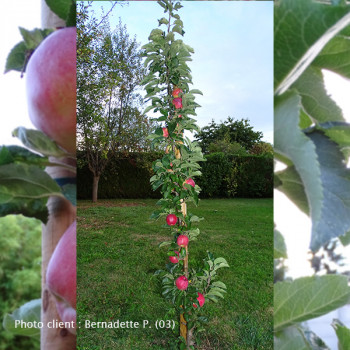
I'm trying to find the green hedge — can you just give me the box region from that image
[197,153,273,198]
[77,152,273,199]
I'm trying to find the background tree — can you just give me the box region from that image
[77,3,152,202]
[195,117,263,154]
[208,140,247,155]
[249,141,273,156]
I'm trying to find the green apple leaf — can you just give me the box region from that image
[274,0,350,95]
[188,89,203,95]
[274,326,312,350]
[274,275,350,332]
[0,163,64,222]
[0,145,48,168]
[4,41,27,74]
[45,0,74,21]
[307,131,350,251]
[275,166,309,215]
[292,66,344,123]
[276,96,350,251]
[274,229,287,259]
[0,163,63,199]
[5,28,53,74]
[0,197,48,223]
[313,26,350,80]
[275,326,330,350]
[339,231,350,246]
[19,27,54,51]
[332,319,350,350]
[303,329,330,349]
[65,0,76,27]
[317,121,350,149]
[12,127,68,158]
[3,299,41,336]
[275,91,323,245]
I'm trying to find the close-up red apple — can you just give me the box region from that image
[46,221,76,334]
[177,235,189,247]
[184,178,195,188]
[166,214,178,226]
[172,98,182,109]
[26,27,76,154]
[162,127,169,137]
[175,275,189,290]
[193,292,205,308]
[172,88,183,98]
[169,251,180,263]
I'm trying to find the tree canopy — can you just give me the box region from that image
[77,2,154,201]
[195,117,263,154]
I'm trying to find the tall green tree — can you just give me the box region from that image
[77,3,150,202]
[195,117,263,154]
[143,1,228,347]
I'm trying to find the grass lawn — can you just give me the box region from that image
[77,198,273,350]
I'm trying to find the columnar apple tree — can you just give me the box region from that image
[142,1,229,348]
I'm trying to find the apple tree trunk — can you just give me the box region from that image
[92,175,100,203]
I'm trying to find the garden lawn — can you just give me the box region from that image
[77,198,273,350]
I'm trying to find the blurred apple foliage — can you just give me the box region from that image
[274,0,350,348]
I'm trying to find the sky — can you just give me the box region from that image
[90,0,274,143]
[0,1,40,146]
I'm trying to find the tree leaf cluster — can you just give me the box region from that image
[195,117,263,154]
[275,0,350,252]
[155,251,228,321]
[274,1,350,348]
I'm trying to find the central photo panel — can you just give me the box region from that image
[76,1,273,349]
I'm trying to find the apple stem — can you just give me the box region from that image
[180,171,190,346]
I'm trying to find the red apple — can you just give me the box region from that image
[169,251,179,264]
[166,214,178,226]
[46,221,76,334]
[162,127,169,137]
[176,276,189,290]
[172,98,183,109]
[193,292,205,308]
[26,27,76,154]
[184,178,195,188]
[172,88,183,98]
[177,235,189,247]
